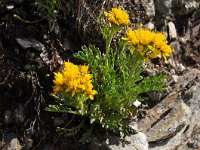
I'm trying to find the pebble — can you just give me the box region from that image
[172,75,179,82]
[178,63,186,72]
[144,21,155,30]
[6,4,14,10]
[168,22,177,40]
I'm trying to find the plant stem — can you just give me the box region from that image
[105,25,120,57]
[131,51,141,73]
[105,25,120,73]
[122,51,141,92]
[105,31,114,56]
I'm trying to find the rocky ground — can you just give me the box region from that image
[0,0,200,150]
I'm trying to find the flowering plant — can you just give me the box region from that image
[47,7,173,140]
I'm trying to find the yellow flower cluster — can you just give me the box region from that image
[123,29,173,61]
[104,7,130,26]
[52,61,97,100]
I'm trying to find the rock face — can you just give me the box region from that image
[1,132,22,150]
[142,0,155,17]
[89,70,200,150]
[89,131,149,150]
[138,69,200,150]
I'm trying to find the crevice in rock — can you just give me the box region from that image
[149,108,173,129]
[149,123,186,147]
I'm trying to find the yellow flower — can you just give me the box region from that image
[123,28,173,61]
[52,61,97,100]
[104,7,130,26]
[122,29,139,45]
[53,85,63,94]
[53,72,64,85]
[79,65,89,74]
[52,72,65,94]
[84,89,98,100]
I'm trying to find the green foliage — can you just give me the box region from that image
[73,26,167,134]
[37,0,59,32]
[34,0,71,32]
[47,8,170,142]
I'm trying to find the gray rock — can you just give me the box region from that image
[6,5,14,10]
[172,74,179,82]
[168,22,177,40]
[89,131,148,150]
[4,138,22,150]
[2,132,22,150]
[16,38,45,51]
[192,24,200,37]
[177,63,186,72]
[171,41,180,56]
[154,0,172,15]
[142,0,155,17]
[174,0,200,16]
[147,101,191,142]
[144,21,155,30]
[138,69,200,150]
[179,37,188,44]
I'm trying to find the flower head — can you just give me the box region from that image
[52,61,97,100]
[104,7,130,26]
[53,72,65,93]
[123,29,173,62]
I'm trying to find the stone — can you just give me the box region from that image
[179,37,188,44]
[172,75,179,82]
[170,41,180,56]
[177,63,186,72]
[147,102,191,142]
[168,22,177,40]
[5,138,22,150]
[16,38,45,51]
[192,24,200,37]
[6,5,14,10]
[2,132,22,150]
[170,68,176,74]
[174,0,200,16]
[189,126,200,149]
[89,131,148,150]
[144,21,155,30]
[168,58,176,68]
[142,0,155,17]
[154,0,172,15]
[138,69,200,150]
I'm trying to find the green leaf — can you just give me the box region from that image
[57,121,84,136]
[46,105,81,115]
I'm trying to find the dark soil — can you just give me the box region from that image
[0,0,86,149]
